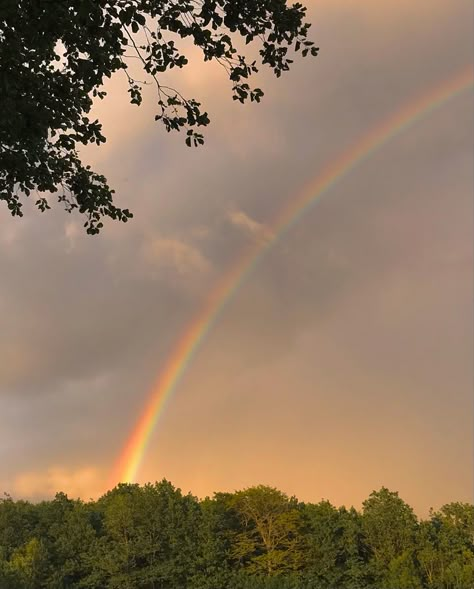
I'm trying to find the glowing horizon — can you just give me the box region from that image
[111,65,473,487]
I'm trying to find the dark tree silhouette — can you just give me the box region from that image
[0,0,318,233]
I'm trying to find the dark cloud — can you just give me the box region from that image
[0,0,472,511]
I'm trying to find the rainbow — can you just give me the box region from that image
[111,65,473,486]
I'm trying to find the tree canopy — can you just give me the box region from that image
[0,0,318,233]
[1,482,473,589]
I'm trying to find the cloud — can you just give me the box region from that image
[9,466,105,501]
[0,0,471,514]
[143,236,212,279]
[227,209,274,245]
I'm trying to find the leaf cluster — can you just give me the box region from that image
[0,0,317,232]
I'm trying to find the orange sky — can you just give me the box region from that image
[0,0,472,516]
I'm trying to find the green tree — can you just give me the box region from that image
[0,0,317,233]
[1,483,472,588]
[361,488,419,586]
[90,480,203,588]
[384,550,422,589]
[91,483,143,589]
[130,480,202,588]
[439,502,474,589]
[418,503,474,589]
[7,537,50,589]
[45,500,100,589]
[230,485,304,576]
[0,495,37,558]
[191,495,234,588]
[302,500,345,587]
[302,501,375,589]
[417,519,442,588]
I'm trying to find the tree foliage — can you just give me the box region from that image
[0,0,318,233]
[0,484,473,589]
[229,486,304,575]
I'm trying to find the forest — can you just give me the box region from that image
[0,482,472,589]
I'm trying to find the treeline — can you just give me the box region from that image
[0,482,473,589]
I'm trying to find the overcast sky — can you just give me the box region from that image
[0,0,472,515]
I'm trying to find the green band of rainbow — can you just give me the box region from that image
[111,66,473,486]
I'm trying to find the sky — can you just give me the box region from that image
[0,0,472,516]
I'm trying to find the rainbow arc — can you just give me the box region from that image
[110,66,473,486]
